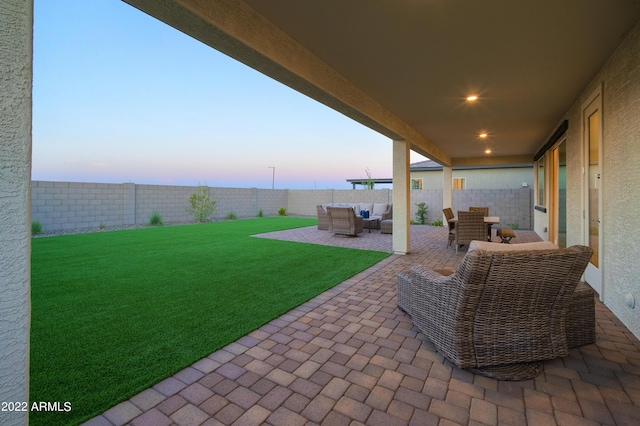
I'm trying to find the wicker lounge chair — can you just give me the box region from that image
[327,206,363,236]
[398,243,593,380]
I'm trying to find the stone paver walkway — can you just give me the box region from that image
[85,226,640,426]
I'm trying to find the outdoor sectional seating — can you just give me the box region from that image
[397,240,594,380]
[317,202,392,230]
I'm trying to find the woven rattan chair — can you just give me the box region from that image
[316,205,330,230]
[454,210,486,253]
[327,206,363,236]
[399,245,593,380]
[469,206,492,240]
[469,206,489,216]
[443,208,455,247]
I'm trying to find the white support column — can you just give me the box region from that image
[1,1,33,425]
[443,165,453,221]
[392,140,410,254]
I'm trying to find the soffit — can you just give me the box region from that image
[241,0,640,162]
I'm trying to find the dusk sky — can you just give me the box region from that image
[32,0,427,190]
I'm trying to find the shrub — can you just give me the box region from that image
[98,223,106,230]
[415,202,428,224]
[32,220,43,235]
[148,211,164,226]
[185,185,217,223]
[508,223,520,230]
[257,209,264,218]
[225,212,237,220]
[278,207,286,216]
[430,219,444,227]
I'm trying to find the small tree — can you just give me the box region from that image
[364,167,374,190]
[415,202,428,224]
[185,185,217,223]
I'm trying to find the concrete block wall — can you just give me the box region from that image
[410,189,443,224]
[31,181,125,231]
[287,190,334,216]
[31,181,533,231]
[213,187,288,219]
[135,184,194,224]
[452,188,533,229]
[332,189,393,205]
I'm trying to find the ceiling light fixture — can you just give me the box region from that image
[485,149,492,154]
[479,133,488,138]
[466,95,478,101]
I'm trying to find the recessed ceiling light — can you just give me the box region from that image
[485,149,492,154]
[479,133,488,138]
[466,95,478,101]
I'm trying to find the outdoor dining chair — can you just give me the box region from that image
[454,210,486,253]
[443,207,455,247]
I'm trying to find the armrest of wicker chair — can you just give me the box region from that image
[381,204,392,221]
[317,205,330,230]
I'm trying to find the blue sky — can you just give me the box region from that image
[32,0,426,190]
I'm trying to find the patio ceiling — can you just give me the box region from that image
[124,0,640,166]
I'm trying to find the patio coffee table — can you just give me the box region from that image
[363,217,380,233]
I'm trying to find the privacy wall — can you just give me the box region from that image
[32,181,533,231]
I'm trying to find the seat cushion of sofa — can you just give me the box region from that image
[468,240,559,252]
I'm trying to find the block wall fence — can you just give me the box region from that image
[31,181,533,231]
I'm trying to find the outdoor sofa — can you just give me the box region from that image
[397,240,594,380]
[317,203,392,230]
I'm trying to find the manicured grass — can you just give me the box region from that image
[29,218,390,425]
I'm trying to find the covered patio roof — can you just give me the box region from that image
[123,0,640,167]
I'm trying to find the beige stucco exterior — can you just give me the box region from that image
[0,0,32,425]
[543,19,640,337]
[411,166,533,190]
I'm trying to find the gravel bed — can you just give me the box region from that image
[33,222,191,238]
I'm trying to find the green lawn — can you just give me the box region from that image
[29,217,390,425]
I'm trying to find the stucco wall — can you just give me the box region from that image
[0,0,32,424]
[411,167,533,190]
[552,19,640,338]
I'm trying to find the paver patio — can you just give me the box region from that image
[84,225,640,426]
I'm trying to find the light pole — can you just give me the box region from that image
[268,166,275,189]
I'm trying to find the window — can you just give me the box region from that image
[452,177,466,190]
[537,157,545,206]
[411,178,423,189]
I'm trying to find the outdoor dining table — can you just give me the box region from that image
[448,216,500,241]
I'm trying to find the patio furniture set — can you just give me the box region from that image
[317,203,392,236]
[444,206,513,252]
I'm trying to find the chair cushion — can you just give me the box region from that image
[468,240,559,252]
[372,203,388,216]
